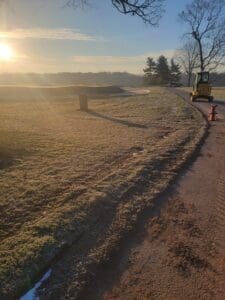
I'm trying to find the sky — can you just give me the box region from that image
[0,0,191,74]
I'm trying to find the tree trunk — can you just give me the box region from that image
[197,38,204,72]
[188,73,191,87]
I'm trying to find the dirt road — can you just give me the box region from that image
[85,90,225,299]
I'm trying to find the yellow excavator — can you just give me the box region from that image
[190,71,213,102]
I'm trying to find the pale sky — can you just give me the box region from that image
[0,0,190,74]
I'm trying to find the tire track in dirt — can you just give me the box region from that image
[0,146,147,242]
[215,168,225,248]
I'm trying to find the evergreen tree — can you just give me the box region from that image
[143,57,157,85]
[143,55,182,86]
[170,59,181,84]
[156,55,170,85]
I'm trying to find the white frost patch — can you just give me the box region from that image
[20,269,52,300]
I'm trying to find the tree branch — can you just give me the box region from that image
[65,0,165,25]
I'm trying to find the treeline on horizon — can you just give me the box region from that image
[0,71,224,87]
[0,72,142,87]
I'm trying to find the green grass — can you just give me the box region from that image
[0,87,204,299]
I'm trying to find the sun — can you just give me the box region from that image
[0,43,13,61]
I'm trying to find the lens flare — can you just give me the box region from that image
[0,43,13,61]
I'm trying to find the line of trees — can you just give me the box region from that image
[0,72,143,86]
[143,55,181,86]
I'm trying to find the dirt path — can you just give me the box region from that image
[85,90,225,299]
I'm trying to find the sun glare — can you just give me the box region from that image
[0,43,13,61]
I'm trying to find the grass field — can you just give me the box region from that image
[180,87,225,102]
[212,87,225,102]
[0,87,204,299]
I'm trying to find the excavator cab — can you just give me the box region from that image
[190,71,213,102]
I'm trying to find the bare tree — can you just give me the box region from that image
[175,39,199,86]
[179,0,225,72]
[65,0,165,25]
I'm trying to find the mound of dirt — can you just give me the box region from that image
[0,85,124,100]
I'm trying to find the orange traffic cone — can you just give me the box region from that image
[208,105,218,121]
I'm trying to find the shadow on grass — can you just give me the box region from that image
[87,109,147,129]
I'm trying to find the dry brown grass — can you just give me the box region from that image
[211,87,225,102]
[0,87,204,299]
[179,86,225,102]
